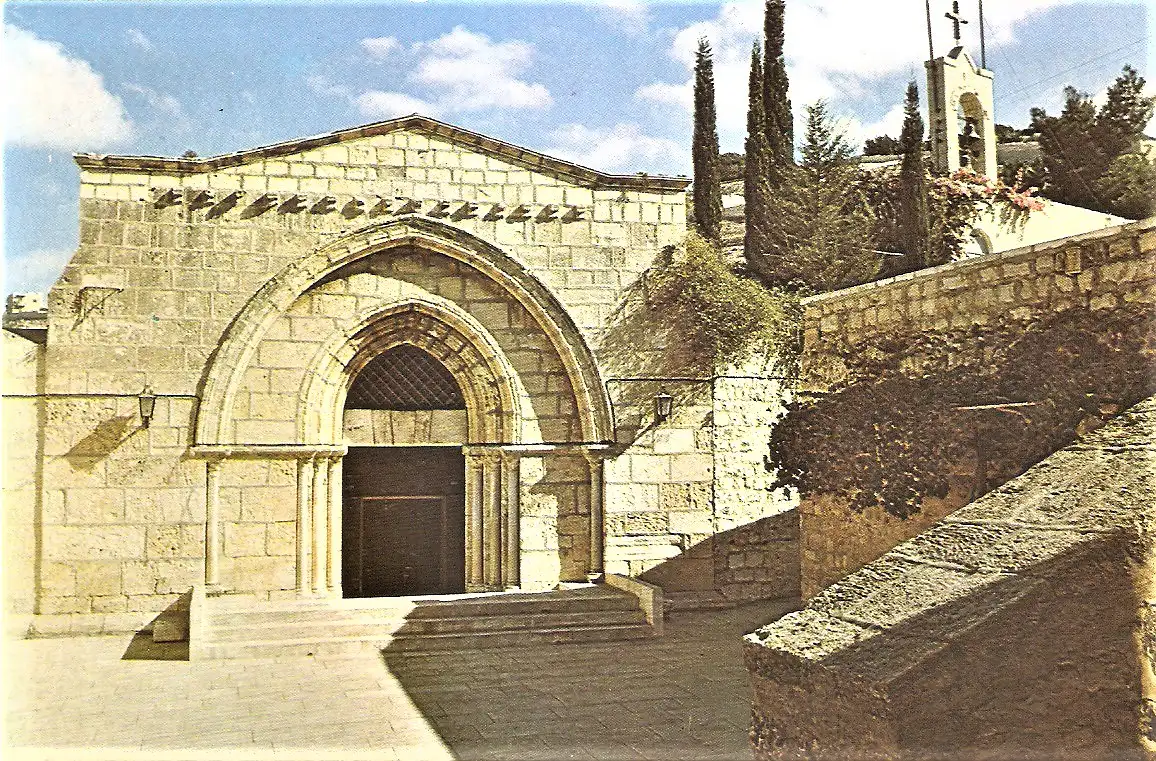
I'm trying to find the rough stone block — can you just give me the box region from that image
[225,523,268,558]
[670,453,712,482]
[45,525,145,562]
[669,511,713,535]
[74,561,122,596]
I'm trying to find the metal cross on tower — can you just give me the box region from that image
[945,0,968,44]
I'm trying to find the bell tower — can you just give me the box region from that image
[926,1,997,179]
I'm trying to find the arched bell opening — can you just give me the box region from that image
[957,92,990,175]
[341,344,468,598]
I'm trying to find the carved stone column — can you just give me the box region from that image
[296,457,315,595]
[327,456,342,596]
[501,450,521,589]
[482,450,503,589]
[311,457,328,596]
[584,450,605,578]
[464,449,486,590]
[204,457,223,588]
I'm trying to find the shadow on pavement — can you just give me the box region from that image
[379,599,795,761]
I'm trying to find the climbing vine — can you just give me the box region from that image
[647,231,801,374]
[768,303,1156,518]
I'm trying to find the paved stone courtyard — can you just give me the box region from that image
[5,599,793,760]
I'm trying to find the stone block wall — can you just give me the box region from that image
[66,125,687,400]
[802,219,1155,357]
[3,332,41,625]
[796,218,1156,597]
[23,122,691,625]
[745,396,1155,759]
[603,373,799,597]
[13,117,803,628]
[604,380,716,589]
[33,394,203,632]
[216,458,298,595]
[520,453,590,584]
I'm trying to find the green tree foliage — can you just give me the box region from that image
[744,42,774,268]
[649,231,799,371]
[692,37,723,245]
[744,1,797,287]
[719,152,745,182]
[862,166,1022,269]
[863,135,902,155]
[762,0,793,169]
[891,81,931,276]
[749,102,879,293]
[1031,86,1106,210]
[1031,65,1155,217]
[994,123,1033,143]
[1094,151,1156,219]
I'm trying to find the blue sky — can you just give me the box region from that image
[2,0,1151,292]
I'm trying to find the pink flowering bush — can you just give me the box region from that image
[935,168,1045,213]
[858,166,1044,271]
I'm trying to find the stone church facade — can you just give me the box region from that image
[5,116,795,630]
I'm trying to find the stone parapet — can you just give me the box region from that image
[801,217,1156,386]
[794,218,1156,597]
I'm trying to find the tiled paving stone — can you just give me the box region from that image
[5,598,795,759]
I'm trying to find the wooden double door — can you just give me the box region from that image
[342,447,466,597]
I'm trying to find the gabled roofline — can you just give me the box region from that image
[74,114,691,192]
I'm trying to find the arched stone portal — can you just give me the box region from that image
[319,302,525,595]
[193,219,611,597]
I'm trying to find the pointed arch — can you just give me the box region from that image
[194,217,611,446]
[299,298,525,445]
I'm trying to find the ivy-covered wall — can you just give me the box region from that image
[779,218,1156,597]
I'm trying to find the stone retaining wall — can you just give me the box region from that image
[802,218,1156,361]
[797,218,1156,597]
[744,395,1156,759]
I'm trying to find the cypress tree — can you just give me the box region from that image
[744,41,772,267]
[746,0,797,287]
[895,80,930,274]
[762,0,793,169]
[692,37,723,246]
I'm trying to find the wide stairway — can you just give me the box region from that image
[191,584,654,659]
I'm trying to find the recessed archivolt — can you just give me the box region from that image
[299,299,524,445]
[195,217,611,446]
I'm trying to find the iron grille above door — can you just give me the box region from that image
[346,344,466,410]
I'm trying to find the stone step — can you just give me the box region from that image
[207,609,646,642]
[193,623,655,660]
[206,588,637,626]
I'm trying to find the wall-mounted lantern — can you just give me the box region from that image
[138,386,156,428]
[654,390,674,423]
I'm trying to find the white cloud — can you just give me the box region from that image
[412,26,552,111]
[313,26,553,118]
[355,90,440,119]
[124,28,155,52]
[306,74,353,100]
[842,103,908,152]
[360,36,400,59]
[596,0,651,34]
[544,122,686,173]
[641,0,1076,147]
[636,81,692,110]
[2,25,136,150]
